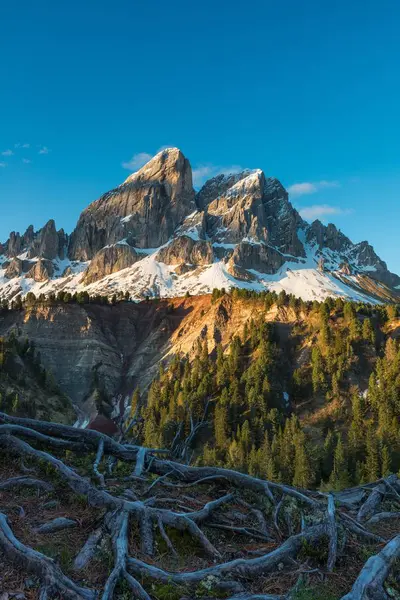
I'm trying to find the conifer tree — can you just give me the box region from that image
[292,430,314,488]
[365,425,380,481]
[329,434,349,490]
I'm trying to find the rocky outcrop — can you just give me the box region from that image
[227,263,257,282]
[306,220,351,253]
[228,241,287,276]
[306,220,400,287]
[196,171,255,211]
[3,221,67,261]
[348,242,400,288]
[204,171,305,258]
[25,259,54,282]
[27,220,59,260]
[6,232,22,257]
[175,211,207,240]
[68,148,195,260]
[339,262,352,275]
[5,258,24,279]
[157,236,213,267]
[82,244,140,284]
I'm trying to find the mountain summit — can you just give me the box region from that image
[0,148,398,303]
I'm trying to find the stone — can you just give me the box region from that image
[306,220,351,253]
[82,243,140,284]
[25,259,54,282]
[5,258,23,279]
[228,241,288,275]
[339,262,352,275]
[157,235,213,266]
[61,266,73,277]
[27,219,59,260]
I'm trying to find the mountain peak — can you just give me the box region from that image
[0,150,398,304]
[68,147,194,261]
[123,147,186,185]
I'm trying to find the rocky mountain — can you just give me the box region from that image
[0,147,399,304]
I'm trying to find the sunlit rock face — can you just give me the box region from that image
[68,148,196,261]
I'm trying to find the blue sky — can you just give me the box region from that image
[1,0,400,271]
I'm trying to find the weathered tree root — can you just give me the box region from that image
[357,483,386,523]
[127,524,328,584]
[367,511,400,526]
[341,534,400,599]
[74,526,104,571]
[0,513,96,600]
[1,412,400,599]
[102,510,150,600]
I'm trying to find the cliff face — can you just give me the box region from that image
[0,296,298,410]
[68,148,195,261]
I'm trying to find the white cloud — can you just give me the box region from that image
[22,158,32,164]
[299,204,353,221]
[15,143,30,149]
[122,152,153,171]
[192,166,214,187]
[0,162,6,168]
[122,146,176,172]
[288,179,340,197]
[192,163,244,188]
[1,149,14,156]
[38,146,50,154]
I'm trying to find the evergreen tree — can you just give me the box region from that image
[292,430,314,488]
[329,434,349,490]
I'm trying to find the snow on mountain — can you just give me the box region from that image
[0,148,398,305]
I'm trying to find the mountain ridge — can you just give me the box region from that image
[0,147,398,304]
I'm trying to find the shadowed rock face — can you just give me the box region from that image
[204,172,306,258]
[306,220,352,253]
[348,241,400,288]
[3,221,67,261]
[4,258,28,279]
[157,236,214,266]
[228,241,287,276]
[68,148,196,261]
[306,220,400,288]
[82,244,141,284]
